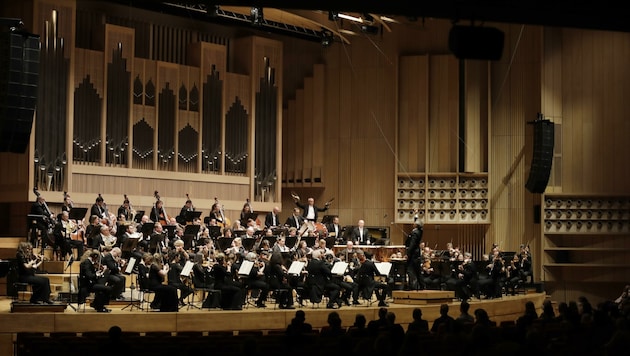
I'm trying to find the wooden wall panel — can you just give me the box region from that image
[398,56,428,173]
[294,88,305,182]
[302,78,313,179]
[311,64,325,180]
[464,61,488,173]
[428,55,458,172]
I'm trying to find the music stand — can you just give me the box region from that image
[182,234,195,251]
[141,223,154,239]
[233,230,247,237]
[68,208,88,222]
[325,237,336,249]
[242,238,256,252]
[217,238,234,252]
[121,236,139,260]
[149,234,165,254]
[164,225,177,239]
[64,256,77,311]
[183,225,200,242]
[272,227,288,237]
[208,226,222,239]
[121,257,141,311]
[285,236,297,249]
[185,211,202,223]
[302,236,316,248]
[133,211,145,224]
[321,215,335,225]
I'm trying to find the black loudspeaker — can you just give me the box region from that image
[0,30,40,153]
[533,204,541,224]
[448,25,505,61]
[526,120,555,194]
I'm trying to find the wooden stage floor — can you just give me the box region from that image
[0,292,546,336]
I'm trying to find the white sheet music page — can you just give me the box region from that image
[124,257,136,274]
[375,262,392,276]
[331,261,348,276]
[180,260,194,276]
[238,260,254,275]
[287,261,305,275]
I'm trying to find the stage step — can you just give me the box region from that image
[11,301,68,313]
[392,290,455,305]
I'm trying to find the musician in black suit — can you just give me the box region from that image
[78,250,112,312]
[305,250,341,309]
[405,216,424,290]
[176,199,194,225]
[325,216,342,242]
[285,207,305,230]
[264,206,281,228]
[117,199,133,222]
[101,247,126,300]
[211,253,243,310]
[293,196,329,222]
[243,252,270,308]
[91,196,108,220]
[150,200,169,226]
[53,211,85,260]
[30,195,54,247]
[355,250,389,307]
[350,220,372,245]
[265,251,295,309]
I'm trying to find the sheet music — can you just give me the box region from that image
[238,260,254,275]
[331,261,348,276]
[288,261,305,275]
[125,257,136,274]
[375,262,392,276]
[180,261,194,277]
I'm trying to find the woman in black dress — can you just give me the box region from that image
[147,253,179,312]
[16,242,53,304]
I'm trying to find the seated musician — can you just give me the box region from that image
[78,249,112,312]
[84,215,101,249]
[420,247,441,290]
[314,238,331,256]
[147,223,168,254]
[90,196,109,220]
[117,199,133,223]
[211,252,243,310]
[147,253,179,312]
[92,225,116,251]
[30,195,55,247]
[53,211,85,260]
[166,250,193,306]
[272,236,291,253]
[101,247,126,300]
[177,199,194,225]
[243,252,270,308]
[292,240,312,259]
[355,249,389,307]
[305,249,341,309]
[329,251,360,306]
[15,242,53,304]
[285,207,305,230]
[265,251,295,309]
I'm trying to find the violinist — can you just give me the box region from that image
[355,249,389,307]
[167,249,193,307]
[265,251,295,309]
[150,199,169,226]
[147,253,179,312]
[211,252,244,310]
[506,253,522,296]
[243,252,270,308]
[329,252,361,306]
[306,249,341,309]
[101,247,127,301]
[16,242,53,304]
[420,246,441,290]
[78,249,112,312]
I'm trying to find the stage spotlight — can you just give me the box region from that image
[250,7,263,26]
[328,11,338,21]
[320,30,333,47]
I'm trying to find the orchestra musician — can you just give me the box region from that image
[148,223,168,255]
[211,252,244,310]
[147,253,179,312]
[292,194,330,222]
[264,206,281,229]
[355,249,389,307]
[91,195,109,220]
[265,251,295,309]
[16,242,54,304]
[243,252,270,308]
[53,211,85,260]
[30,194,54,247]
[117,198,133,222]
[506,253,523,295]
[350,220,372,245]
[285,207,305,230]
[92,225,116,251]
[272,236,291,254]
[305,249,341,309]
[328,252,361,306]
[150,199,169,226]
[166,249,193,307]
[210,200,229,228]
[176,198,194,225]
[325,216,342,243]
[78,249,112,312]
[101,246,127,301]
[61,192,73,213]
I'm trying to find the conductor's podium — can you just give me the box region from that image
[392,290,455,305]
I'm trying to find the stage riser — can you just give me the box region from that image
[11,302,67,313]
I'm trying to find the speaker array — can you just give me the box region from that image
[397,174,489,223]
[525,120,554,194]
[0,30,40,153]
[543,196,630,233]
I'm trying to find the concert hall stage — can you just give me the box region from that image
[0,291,546,351]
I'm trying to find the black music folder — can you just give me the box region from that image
[217,237,234,252]
[208,226,222,239]
[133,211,145,223]
[185,210,202,222]
[68,207,88,221]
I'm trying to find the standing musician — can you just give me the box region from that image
[150,199,169,226]
[325,216,342,243]
[15,242,53,304]
[53,211,85,260]
[350,219,372,246]
[91,195,109,220]
[101,246,127,300]
[117,198,134,222]
[78,249,112,312]
[177,198,194,225]
[405,213,424,290]
[30,194,55,247]
[292,194,330,223]
[210,199,230,228]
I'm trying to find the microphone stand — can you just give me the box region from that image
[64,255,77,311]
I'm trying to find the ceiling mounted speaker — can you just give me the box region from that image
[449,25,504,61]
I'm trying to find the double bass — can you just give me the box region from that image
[153,191,168,226]
[212,197,231,229]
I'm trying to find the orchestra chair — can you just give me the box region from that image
[136,271,155,311]
[12,282,31,302]
[271,288,289,310]
[190,269,221,309]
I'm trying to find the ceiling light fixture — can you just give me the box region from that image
[250,6,263,26]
